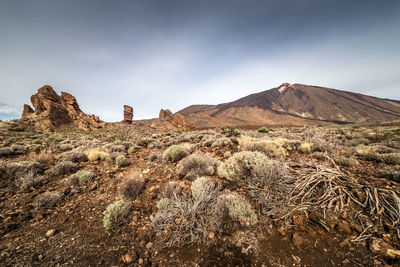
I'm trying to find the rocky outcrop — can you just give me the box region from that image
[123,105,133,124]
[23,85,104,132]
[159,109,174,122]
[21,104,34,118]
[152,109,192,130]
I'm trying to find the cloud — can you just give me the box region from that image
[0,103,21,121]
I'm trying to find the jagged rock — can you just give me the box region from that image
[23,85,104,132]
[123,105,133,124]
[21,104,34,118]
[153,109,192,130]
[159,109,174,122]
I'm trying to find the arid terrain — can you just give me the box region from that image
[1,117,400,266]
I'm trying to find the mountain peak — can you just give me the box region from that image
[178,83,400,128]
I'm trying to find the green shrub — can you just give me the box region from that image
[217,151,269,180]
[103,200,128,229]
[76,170,95,185]
[216,192,257,226]
[221,127,241,137]
[157,198,170,210]
[116,155,130,167]
[191,177,214,199]
[162,145,189,163]
[258,127,270,133]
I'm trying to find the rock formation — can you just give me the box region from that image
[152,109,192,130]
[21,104,34,118]
[123,105,133,124]
[22,85,104,132]
[159,109,174,122]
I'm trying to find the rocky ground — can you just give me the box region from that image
[1,120,400,266]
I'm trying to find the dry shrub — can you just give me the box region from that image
[177,153,217,179]
[211,137,233,148]
[153,177,220,247]
[239,137,286,158]
[52,161,78,175]
[34,191,63,212]
[162,145,190,163]
[380,153,400,165]
[19,172,46,190]
[37,150,52,164]
[118,174,144,200]
[379,166,400,181]
[162,181,183,198]
[67,152,88,163]
[298,142,312,154]
[334,157,359,167]
[86,149,109,162]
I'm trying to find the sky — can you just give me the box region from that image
[0,0,399,121]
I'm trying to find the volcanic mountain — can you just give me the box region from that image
[178,83,400,128]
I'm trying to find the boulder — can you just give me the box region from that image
[123,105,133,124]
[23,85,104,132]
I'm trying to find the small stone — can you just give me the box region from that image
[292,232,305,248]
[337,221,352,235]
[146,242,153,250]
[138,258,144,264]
[90,181,98,191]
[38,254,43,260]
[277,227,286,236]
[121,254,133,263]
[343,259,350,264]
[45,229,56,237]
[208,232,215,239]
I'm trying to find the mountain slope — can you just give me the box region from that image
[178,83,400,128]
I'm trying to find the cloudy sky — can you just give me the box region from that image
[0,0,399,121]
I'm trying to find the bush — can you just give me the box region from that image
[19,172,46,191]
[75,170,95,185]
[258,127,270,133]
[191,177,214,199]
[52,161,78,175]
[67,152,88,163]
[152,180,220,247]
[380,153,400,165]
[103,200,128,229]
[162,181,183,198]
[162,145,190,163]
[215,192,257,226]
[116,155,130,167]
[34,191,63,212]
[239,138,286,158]
[355,145,380,161]
[217,151,269,180]
[177,153,217,179]
[221,127,241,137]
[118,174,144,200]
[59,144,73,151]
[298,142,312,154]
[157,198,170,210]
[86,149,109,162]
[379,166,400,181]
[334,157,359,167]
[211,137,233,148]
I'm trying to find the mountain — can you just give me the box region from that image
[178,83,400,128]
